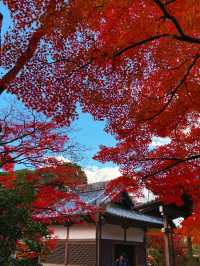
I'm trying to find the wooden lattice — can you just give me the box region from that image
[68,241,96,266]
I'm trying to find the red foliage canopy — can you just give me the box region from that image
[0,107,95,260]
[1,0,200,239]
[147,230,187,265]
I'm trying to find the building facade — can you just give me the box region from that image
[42,182,163,266]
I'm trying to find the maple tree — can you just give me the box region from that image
[147,231,176,266]
[147,230,200,266]
[32,162,88,187]
[0,165,91,264]
[0,106,92,264]
[1,0,200,243]
[0,165,91,265]
[0,112,65,170]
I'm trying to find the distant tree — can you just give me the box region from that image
[32,162,88,187]
[147,230,186,266]
[0,175,56,265]
[0,163,90,265]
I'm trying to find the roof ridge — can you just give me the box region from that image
[76,181,109,192]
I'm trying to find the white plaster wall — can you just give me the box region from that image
[49,225,67,240]
[126,227,144,242]
[69,224,96,239]
[49,224,144,242]
[101,224,124,240]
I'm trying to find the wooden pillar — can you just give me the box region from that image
[159,205,176,266]
[187,236,193,259]
[163,214,176,266]
[124,227,127,242]
[163,215,171,266]
[64,225,69,265]
[96,214,101,266]
[143,227,148,266]
[170,229,176,266]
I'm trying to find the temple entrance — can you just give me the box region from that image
[114,244,135,266]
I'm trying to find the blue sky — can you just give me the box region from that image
[0,90,117,168]
[70,106,117,167]
[0,1,12,48]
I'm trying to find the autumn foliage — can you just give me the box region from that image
[177,204,200,245]
[0,108,91,262]
[147,230,187,266]
[0,160,91,263]
[1,0,200,248]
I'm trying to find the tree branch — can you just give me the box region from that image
[142,54,200,121]
[164,0,176,5]
[113,1,200,59]
[113,34,200,60]
[142,154,200,180]
[0,1,59,94]
[153,0,200,44]
[113,34,173,58]
[153,0,185,36]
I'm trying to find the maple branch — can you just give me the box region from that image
[113,2,200,60]
[0,126,36,147]
[113,34,172,58]
[167,58,189,71]
[153,0,185,36]
[39,57,72,65]
[113,34,200,61]
[142,54,200,121]
[138,156,186,162]
[0,1,60,95]
[55,60,92,83]
[163,0,176,5]
[153,0,200,44]
[142,154,200,180]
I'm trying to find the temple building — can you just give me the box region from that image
[42,181,163,266]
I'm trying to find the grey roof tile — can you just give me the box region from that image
[36,181,163,226]
[106,204,163,225]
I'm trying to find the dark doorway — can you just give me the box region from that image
[114,244,134,266]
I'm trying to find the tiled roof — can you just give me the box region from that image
[106,204,163,225]
[37,181,163,226]
[78,188,110,206]
[77,182,162,225]
[75,181,108,193]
